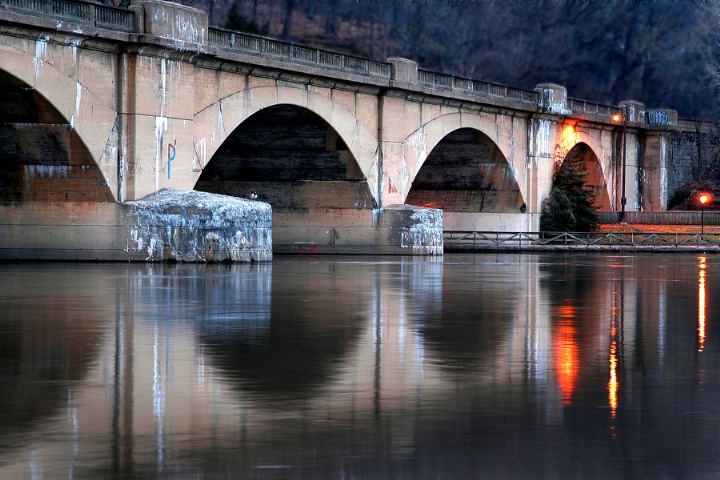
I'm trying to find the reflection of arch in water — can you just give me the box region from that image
[413,263,513,373]
[197,261,365,402]
[0,265,105,449]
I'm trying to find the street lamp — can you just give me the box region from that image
[699,193,710,235]
[613,106,627,224]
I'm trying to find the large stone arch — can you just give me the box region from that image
[400,112,526,210]
[195,103,376,210]
[0,38,120,200]
[554,126,613,210]
[193,80,380,204]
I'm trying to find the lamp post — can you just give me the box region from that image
[699,193,710,235]
[613,106,627,224]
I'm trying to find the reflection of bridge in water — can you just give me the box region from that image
[0,0,700,259]
[0,256,713,477]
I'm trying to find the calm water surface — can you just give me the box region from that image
[1,253,719,479]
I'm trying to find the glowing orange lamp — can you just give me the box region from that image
[699,193,711,234]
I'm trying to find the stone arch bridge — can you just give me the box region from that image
[0,0,680,260]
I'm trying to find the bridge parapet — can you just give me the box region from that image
[418,67,537,107]
[0,0,133,32]
[209,27,392,79]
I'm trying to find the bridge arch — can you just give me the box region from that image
[402,113,526,213]
[0,41,119,201]
[554,126,613,210]
[194,103,376,210]
[193,82,380,205]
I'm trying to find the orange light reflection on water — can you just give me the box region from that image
[554,304,578,406]
[608,296,619,419]
[698,256,707,352]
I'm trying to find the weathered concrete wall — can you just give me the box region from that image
[191,68,381,205]
[0,28,120,200]
[444,212,536,232]
[0,190,272,262]
[273,206,442,255]
[379,92,530,211]
[665,122,718,204]
[131,0,208,46]
[126,190,271,262]
[0,202,132,260]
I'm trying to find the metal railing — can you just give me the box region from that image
[207,27,392,79]
[418,68,538,106]
[0,0,134,32]
[444,231,720,250]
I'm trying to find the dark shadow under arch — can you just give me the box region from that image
[195,104,376,210]
[406,128,524,212]
[0,69,113,202]
[562,143,611,210]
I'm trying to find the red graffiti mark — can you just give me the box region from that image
[388,178,397,194]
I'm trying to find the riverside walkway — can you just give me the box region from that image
[444,230,720,252]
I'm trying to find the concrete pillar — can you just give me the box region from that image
[640,133,670,211]
[130,0,208,46]
[616,101,645,213]
[535,83,571,116]
[526,116,561,228]
[116,1,210,201]
[387,58,418,86]
[628,105,675,212]
[619,100,646,125]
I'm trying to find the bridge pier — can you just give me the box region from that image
[0,190,272,262]
[273,205,442,255]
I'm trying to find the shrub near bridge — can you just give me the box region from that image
[541,155,599,233]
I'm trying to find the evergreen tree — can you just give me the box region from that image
[224,2,269,36]
[541,154,599,232]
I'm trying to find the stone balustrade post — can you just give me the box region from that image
[535,83,571,115]
[387,57,418,86]
[130,0,208,46]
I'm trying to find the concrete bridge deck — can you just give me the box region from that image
[0,0,700,261]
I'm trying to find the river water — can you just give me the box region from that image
[0,253,719,479]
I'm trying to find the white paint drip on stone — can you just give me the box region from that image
[529,118,552,165]
[408,126,428,176]
[660,137,667,210]
[402,206,443,255]
[160,59,167,118]
[24,165,70,181]
[155,117,168,191]
[70,82,82,128]
[218,101,226,138]
[125,190,272,262]
[34,39,48,80]
[368,148,380,206]
[400,126,428,200]
[69,38,82,64]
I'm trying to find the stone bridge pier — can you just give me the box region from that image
[0,0,681,261]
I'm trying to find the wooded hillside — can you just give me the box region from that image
[208,0,719,121]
